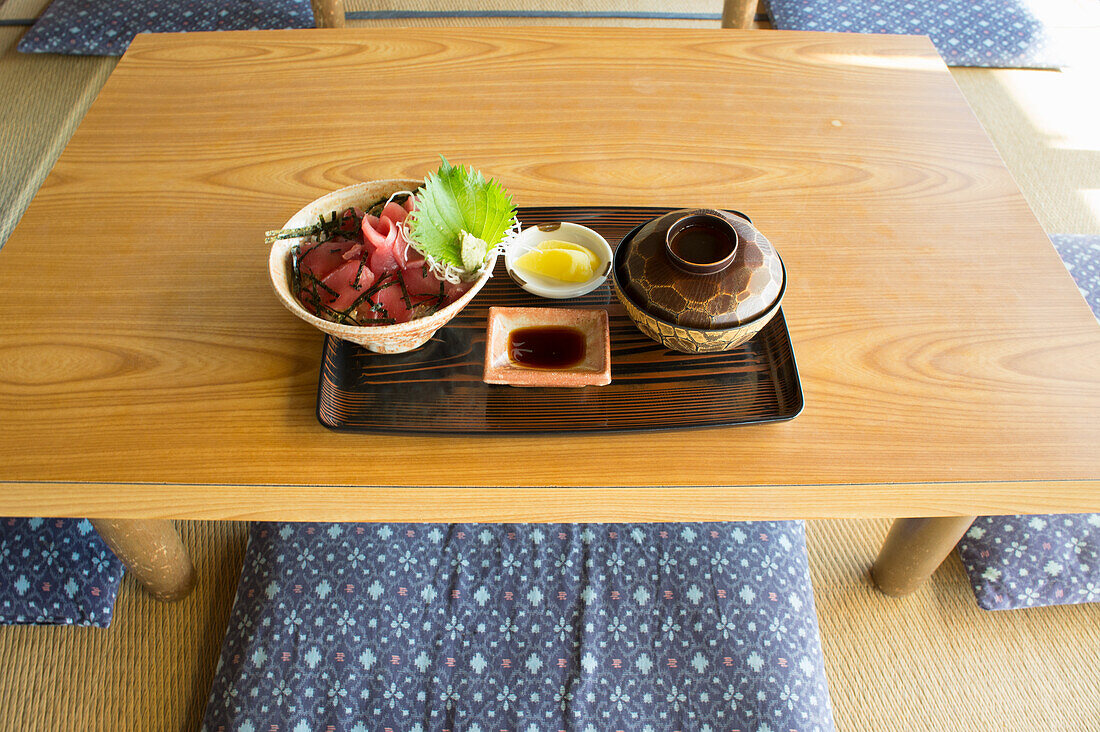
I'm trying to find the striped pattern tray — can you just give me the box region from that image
[317,206,803,434]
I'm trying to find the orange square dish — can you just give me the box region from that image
[483,307,611,387]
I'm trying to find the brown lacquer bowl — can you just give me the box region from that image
[611,209,786,353]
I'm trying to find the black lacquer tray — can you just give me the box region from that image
[317,206,803,434]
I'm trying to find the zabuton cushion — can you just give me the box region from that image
[18,0,314,56]
[958,514,1100,610]
[766,0,1061,69]
[0,517,124,626]
[202,521,835,731]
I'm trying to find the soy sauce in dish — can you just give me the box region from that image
[508,326,586,369]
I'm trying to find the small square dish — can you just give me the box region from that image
[483,307,611,387]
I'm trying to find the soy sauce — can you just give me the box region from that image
[670,223,735,265]
[508,326,586,369]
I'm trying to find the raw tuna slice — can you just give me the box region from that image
[362,214,400,273]
[402,261,444,297]
[317,259,376,313]
[360,276,409,323]
[380,201,409,225]
[336,207,361,237]
[394,232,425,270]
[401,260,473,307]
[361,213,396,248]
[444,279,472,304]
[298,237,359,280]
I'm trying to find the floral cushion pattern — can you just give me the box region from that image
[0,517,124,626]
[766,0,1060,69]
[1050,234,1100,320]
[18,0,314,56]
[202,522,834,731]
[958,515,1100,610]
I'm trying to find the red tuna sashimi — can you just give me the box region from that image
[360,277,409,323]
[402,261,444,297]
[394,231,425,270]
[362,213,396,248]
[341,242,365,262]
[362,214,400,274]
[305,258,375,314]
[401,265,474,313]
[363,198,420,274]
[394,196,423,268]
[298,237,359,280]
[337,207,361,236]
[380,201,409,225]
[443,279,472,303]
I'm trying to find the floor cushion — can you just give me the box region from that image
[202,522,835,731]
[958,235,1100,611]
[0,517,125,626]
[766,0,1061,69]
[1050,234,1100,320]
[958,514,1100,610]
[18,0,314,56]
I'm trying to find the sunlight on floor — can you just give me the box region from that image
[992,68,1100,151]
[987,60,1100,229]
[951,29,1100,235]
[1013,0,1100,230]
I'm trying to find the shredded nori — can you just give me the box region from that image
[302,272,340,299]
[290,244,301,299]
[353,255,369,289]
[397,274,413,309]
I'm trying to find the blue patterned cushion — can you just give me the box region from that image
[0,517,125,626]
[958,515,1100,610]
[18,0,314,56]
[202,522,834,731]
[1050,234,1100,320]
[766,0,1061,69]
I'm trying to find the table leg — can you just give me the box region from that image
[90,519,196,602]
[310,0,346,28]
[721,0,758,29]
[871,516,976,596]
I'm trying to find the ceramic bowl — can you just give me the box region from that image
[611,209,786,353]
[504,222,613,299]
[483,306,611,387]
[269,179,498,354]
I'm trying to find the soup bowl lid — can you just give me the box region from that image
[614,208,785,329]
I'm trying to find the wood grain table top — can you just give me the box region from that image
[1,28,1098,521]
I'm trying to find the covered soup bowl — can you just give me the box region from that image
[611,208,785,353]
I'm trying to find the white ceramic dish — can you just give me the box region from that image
[504,222,613,299]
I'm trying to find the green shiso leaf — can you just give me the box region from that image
[407,157,516,275]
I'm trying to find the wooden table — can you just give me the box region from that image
[1,28,1098,600]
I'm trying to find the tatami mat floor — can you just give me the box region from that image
[0,27,113,247]
[2,1,1100,730]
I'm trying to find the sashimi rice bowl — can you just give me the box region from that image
[268,161,518,353]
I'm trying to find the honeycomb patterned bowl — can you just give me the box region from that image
[611,209,786,354]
